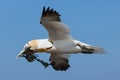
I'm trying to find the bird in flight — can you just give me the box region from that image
[17,7,105,71]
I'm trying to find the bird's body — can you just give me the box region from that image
[17,7,105,71]
[22,39,92,54]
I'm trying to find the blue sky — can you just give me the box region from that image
[0,0,120,80]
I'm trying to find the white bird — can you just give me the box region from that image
[17,7,105,71]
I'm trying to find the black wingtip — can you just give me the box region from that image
[40,6,61,23]
[50,58,70,71]
[42,6,46,17]
[46,7,50,11]
[43,6,45,11]
[51,62,70,71]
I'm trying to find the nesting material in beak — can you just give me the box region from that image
[17,44,51,67]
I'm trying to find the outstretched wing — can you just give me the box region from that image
[49,53,70,71]
[40,7,72,41]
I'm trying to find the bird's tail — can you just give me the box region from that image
[74,40,106,54]
[90,46,106,54]
[80,45,106,54]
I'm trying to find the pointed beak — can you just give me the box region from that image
[16,43,29,58]
[17,50,25,58]
[16,43,35,60]
[16,48,27,58]
[17,45,36,62]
